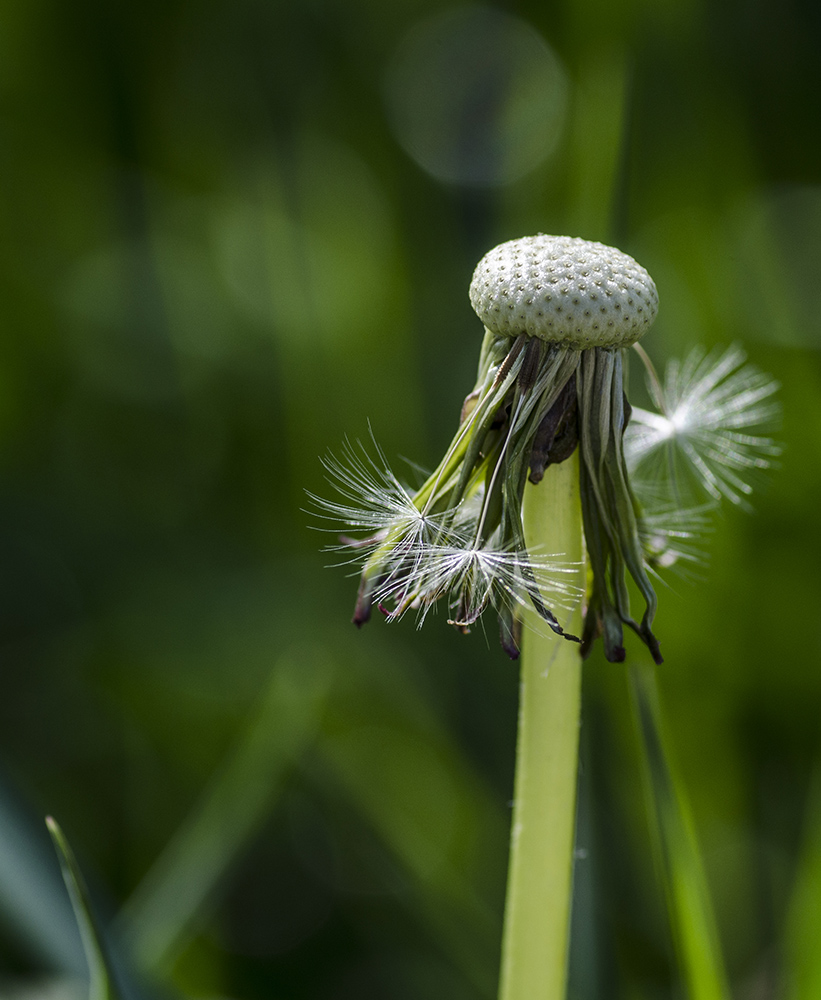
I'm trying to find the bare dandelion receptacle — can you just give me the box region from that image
[469,235,658,349]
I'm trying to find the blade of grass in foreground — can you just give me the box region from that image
[630,663,730,1000]
[46,817,122,1000]
[0,778,87,975]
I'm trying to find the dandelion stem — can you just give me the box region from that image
[498,453,585,1000]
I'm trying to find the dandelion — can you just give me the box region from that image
[315,235,778,665]
[317,235,658,661]
[313,233,779,1000]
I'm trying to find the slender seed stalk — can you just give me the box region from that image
[498,453,585,1000]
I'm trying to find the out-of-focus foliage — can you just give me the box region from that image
[0,0,818,998]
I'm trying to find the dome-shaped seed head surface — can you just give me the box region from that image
[469,234,658,348]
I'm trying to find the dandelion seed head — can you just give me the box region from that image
[469,234,658,349]
[314,230,781,663]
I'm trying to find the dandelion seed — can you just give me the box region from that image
[307,436,464,593]
[625,345,780,506]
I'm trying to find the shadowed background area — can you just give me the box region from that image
[0,0,819,998]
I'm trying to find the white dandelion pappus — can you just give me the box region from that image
[310,433,582,649]
[372,538,582,626]
[625,345,780,506]
[307,436,459,569]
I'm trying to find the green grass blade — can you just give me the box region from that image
[630,664,730,1000]
[46,817,122,1000]
[0,779,86,975]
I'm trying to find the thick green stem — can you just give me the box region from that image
[498,453,585,1000]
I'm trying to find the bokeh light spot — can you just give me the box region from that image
[384,5,568,187]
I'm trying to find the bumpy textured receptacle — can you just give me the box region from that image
[470,234,658,349]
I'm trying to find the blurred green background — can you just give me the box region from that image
[0,0,819,998]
